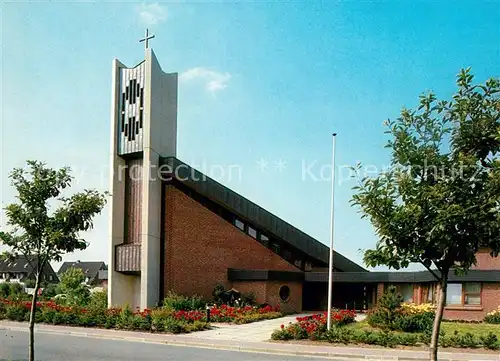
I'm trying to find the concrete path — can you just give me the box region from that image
[1,320,499,361]
[181,313,308,342]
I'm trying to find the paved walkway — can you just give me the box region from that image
[1,320,499,361]
[181,313,308,342]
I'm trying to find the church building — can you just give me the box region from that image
[108,33,500,320]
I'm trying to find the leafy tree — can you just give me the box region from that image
[351,69,499,361]
[0,161,106,361]
[59,267,90,306]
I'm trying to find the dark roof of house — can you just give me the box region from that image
[0,255,39,273]
[58,261,107,279]
[305,270,500,283]
[159,157,366,272]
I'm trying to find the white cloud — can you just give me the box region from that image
[180,67,232,95]
[137,3,168,26]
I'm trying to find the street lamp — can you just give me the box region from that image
[327,133,337,330]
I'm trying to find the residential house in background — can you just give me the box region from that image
[0,256,58,284]
[58,261,108,287]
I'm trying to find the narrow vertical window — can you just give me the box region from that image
[140,88,144,107]
[121,93,125,111]
[125,86,129,100]
[139,109,143,128]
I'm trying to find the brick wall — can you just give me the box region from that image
[471,248,500,270]
[233,281,302,313]
[163,185,300,304]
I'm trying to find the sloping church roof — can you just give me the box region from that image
[160,157,366,273]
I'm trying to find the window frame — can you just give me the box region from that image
[463,282,482,306]
[446,282,482,306]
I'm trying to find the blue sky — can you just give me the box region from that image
[1,1,499,270]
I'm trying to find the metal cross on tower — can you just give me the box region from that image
[139,29,155,51]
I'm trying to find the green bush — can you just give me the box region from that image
[88,291,107,313]
[366,286,403,330]
[440,330,481,348]
[59,268,90,306]
[393,311,434,333]
[5,304,29,321]
[480,332,500,350]
[163,291,206,311]
[41,283,60,299]
[212,283,225,305]
[240,292,256,306]
[484,309,500,324]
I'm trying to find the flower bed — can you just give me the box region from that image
[0,298,283,333]
[271,308,500,350]
[272,310,355,341]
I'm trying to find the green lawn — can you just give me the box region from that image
[442,322,500,337]
[347,320,500,338]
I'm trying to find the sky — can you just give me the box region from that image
[1,1,499,271]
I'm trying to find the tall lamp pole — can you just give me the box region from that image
[326,133,337,330]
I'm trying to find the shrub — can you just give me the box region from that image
[367,286,403,330]
[87,291,107,313]
[480,332,500,350]
[367,289,435,333]
[212,283,225,305]
[163,291,206,311]
[59,268,90,306]
[439,330,481,349]
[5,303,29,321]
[41,283,60,299]
[9,283,24,296]
[393,311,434,333]
[240,292,256,306]
[484,306,500,324]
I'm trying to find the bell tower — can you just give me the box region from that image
[108,30,178,309]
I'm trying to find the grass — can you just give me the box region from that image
[442,322,500,338]
[347,320,500,338]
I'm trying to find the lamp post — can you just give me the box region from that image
[327,133,337,330]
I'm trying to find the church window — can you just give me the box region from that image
[259,234,269,247]
[247,226,257,239]
[234,219,245,231]
[279,285,290,302]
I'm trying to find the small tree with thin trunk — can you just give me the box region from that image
[0,161,106,361]
[351,69,499,361]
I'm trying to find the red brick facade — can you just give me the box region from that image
[163,185,302,311]
[472,248,500,270]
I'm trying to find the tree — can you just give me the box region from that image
[0,161,106,361]
[351,69,499,361]
[59,267,90,306]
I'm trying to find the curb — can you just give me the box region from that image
[2,324,500,361]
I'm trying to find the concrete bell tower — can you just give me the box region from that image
[108,30,178,309]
